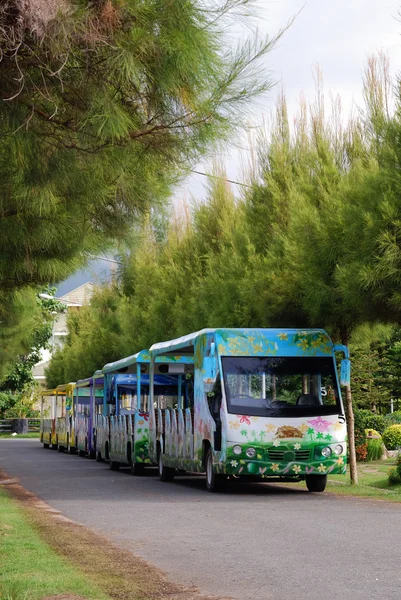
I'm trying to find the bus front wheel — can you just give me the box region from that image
[205,448,224,493]
[306,474,327,492]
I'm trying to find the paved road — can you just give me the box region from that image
[1,440,401,600]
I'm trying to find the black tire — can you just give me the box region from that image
[78,449,86,457]
[126,443,133,467]
[109,460,120,471]
[158,447,175,482]
[205,447,224,493]
[57,444,64,453]
[306,474,327,492]
[89,449,96,459]
[131,462,145,476]
[96,451,103,462]
[43,443,49,449]
[69,444,77,455]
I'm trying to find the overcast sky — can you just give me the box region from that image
[177,0,401,200]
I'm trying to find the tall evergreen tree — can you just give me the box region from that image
[1,0,283,382]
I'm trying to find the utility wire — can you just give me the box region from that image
[190,169,251,188]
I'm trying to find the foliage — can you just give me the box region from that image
[3,395,40,419]
[0,0,280,296]
[388,455,401,486]
[0,392,17,419]
[365,429,381,438]
[382,425,401,451]
[386,410,401,425]
[361,412,390,434]
[387,467,400,486]
[0,289,43,383]
[351,343,391,411]
[366,438,384,462]
[0,287,65,389]
[1,0,283,389]
[353,409,367,462]
[0,389,40,419]
[355,444,368,462]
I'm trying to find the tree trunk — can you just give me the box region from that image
[341,328,358,485]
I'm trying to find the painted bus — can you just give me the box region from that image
[40,388,59,448]
[75,371,104,458]
[149,328,349,492]
[55,382,76,453]
[40,383,76,452]
[97,350,194,474]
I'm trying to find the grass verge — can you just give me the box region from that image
[0,432,40,439]
[0,487,109,600]
[286,458,401,502]
[0,474,221,600]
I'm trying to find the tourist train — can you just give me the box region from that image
[40,328,350,492]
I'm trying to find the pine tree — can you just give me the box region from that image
[1,0,283,381]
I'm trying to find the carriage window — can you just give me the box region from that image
[153,373,193,410]
[76,395,90,417]
[118,385,138,414]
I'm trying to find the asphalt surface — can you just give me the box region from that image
[1,439,400,600]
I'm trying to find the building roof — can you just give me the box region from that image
[58,282,96,307]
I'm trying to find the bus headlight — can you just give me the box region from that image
[321,446,332,458]
[334,444,343,455]
[246,447,256,458]
[233,445,242,455]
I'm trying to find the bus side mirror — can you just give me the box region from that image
[203,356,217,392]
[340,359,351,387]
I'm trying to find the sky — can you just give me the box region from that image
[177,0,401,201]
[59,0,401,295]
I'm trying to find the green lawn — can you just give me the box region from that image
[288,458,401,502]
[0,488,110,600]
[0,432,40,438]
[325,458,401,501]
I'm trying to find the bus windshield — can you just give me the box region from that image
[222,356,342,417]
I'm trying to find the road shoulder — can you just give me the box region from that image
[0,469,228,600]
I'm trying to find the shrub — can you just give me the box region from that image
[358,409,374,422]
[363,413,390,434]
[388,467,401,486]
[0,392,17,418]
[355,444,368,461]
[396,454,401,478]
[365,428,382,438]
[353,409,367,461]
[382,424,401,450]
[387,454,401,486]
[386,410,401,425]
[366,438,384,461]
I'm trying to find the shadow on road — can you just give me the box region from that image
[1,440,327,505]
